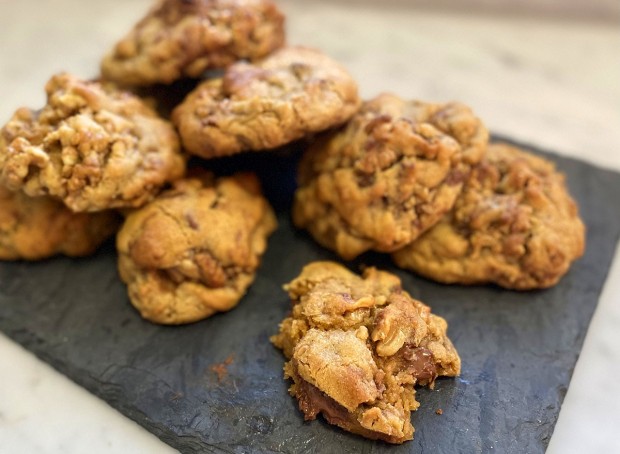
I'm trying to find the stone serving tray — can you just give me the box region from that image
[1,138,619,454]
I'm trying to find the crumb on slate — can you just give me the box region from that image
[210,354,235,382]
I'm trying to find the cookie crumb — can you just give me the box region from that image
[210,354,235,383]
[436,409,443,415]
[169,392,183,402]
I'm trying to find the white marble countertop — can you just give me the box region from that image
[0,1,619,452]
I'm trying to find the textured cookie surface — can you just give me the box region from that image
[293,93,488,260]
[393,142,586,289]
[0,185,119,261]
[173,46,361,158]
[271,261,460,444]
[117,172,277,324]
[101,0,286,86]
[0,73,185,212]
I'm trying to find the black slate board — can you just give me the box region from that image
[2,139,620,454]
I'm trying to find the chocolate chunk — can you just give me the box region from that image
[400,345,438,385]
[294,375,405,445]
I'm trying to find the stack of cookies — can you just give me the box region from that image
[293,95,585,290]
[0,0,586,445]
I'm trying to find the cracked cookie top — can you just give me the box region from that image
[0,73,186,212]
[393,142,586,289]
[0,185,119,261]
[271,261,460,444]
[172,46,361,158]
[117,171,277,324]
[101,0,286,86]
[293,93,488,260]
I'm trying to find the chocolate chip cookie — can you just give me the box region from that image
[101,0,286,86]
[393,142,586,289]
[0,185,119,261]
[0,73,185,212]
[293,93,488,259]
[172,46,361,158]
[271,261,460,444]
[117,172,277,324]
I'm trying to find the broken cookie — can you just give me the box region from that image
[117,171,277,324]
[293,93,488,260]
[0,73,185,212]
[173,46,361,158]
[101,0,286,86]
[0,185,119,261]
[271,261,460,444]
[393,142,586,289]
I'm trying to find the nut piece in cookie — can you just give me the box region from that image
[271,261,460,444]
[0,73,185,212]
[101,0,286,86]
[173,46,361,158]
[393,142,586,290]
[293,93,489,259]
[117,172,277,324]
[0,185,120,261]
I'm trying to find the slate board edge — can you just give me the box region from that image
[492,134,617,177]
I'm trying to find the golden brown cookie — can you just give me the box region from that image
[172,46,361,158]
[0,185,119,261]
[293,93,488,260]
[393,142,586,290]
[101,0,286,86]
[0,73,185,212]
[117,172,277,324]
[271,261,460,444]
